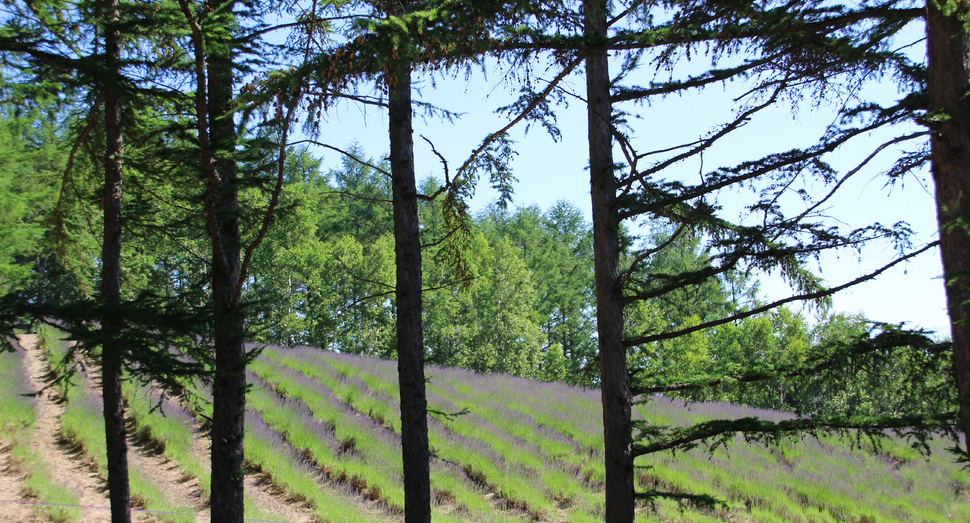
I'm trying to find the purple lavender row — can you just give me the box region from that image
[258,348,518,509]
[248,357,405,479]
[245,409,394,522]
[291,349,609,507]
[4,338,39,410]
[246,370,342,454]
[269,348,516,470]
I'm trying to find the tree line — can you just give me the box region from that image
[0,1,967,523]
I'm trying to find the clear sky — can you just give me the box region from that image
[303,22,950,337]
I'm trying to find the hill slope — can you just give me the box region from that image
[2,336,968,522]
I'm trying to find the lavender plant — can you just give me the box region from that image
[0,337,80,522]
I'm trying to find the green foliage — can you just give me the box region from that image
[474,202,597,383]
[0,115,57,293]
[0,0,958,515]
[0,339,80,522]
[241,149,595,383]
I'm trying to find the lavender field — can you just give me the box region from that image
[241,345,970,522]
[11,336,968,522]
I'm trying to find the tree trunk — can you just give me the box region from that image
[101,0,131,520]
[388,1,432,520]
[584,1,635,521]
[207,1,246,520]
[925,1,970,455]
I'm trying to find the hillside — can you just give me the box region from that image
[1,334,968,522]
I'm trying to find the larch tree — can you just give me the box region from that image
[178,0,305,517]
[0,1,136,519]
[925,0,970,457]
[582,0,635,520]
[99,0,131,520]
[381,3,434,517]
[177,1,247,516]
[0,1,221,519]
[504,0,961,518]
[285,3,544,519]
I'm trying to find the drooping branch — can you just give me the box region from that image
[176,0,229,277]
[623,241,940,348]
[631,325,949,396]
[455,57,582,179]
[632,411,958,457]
[233,88,303,309]
[51,99,101,249]
[289,139,391,177]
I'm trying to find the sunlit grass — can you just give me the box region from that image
[13,332,970,523]
[43,329,198,523]
[249,359,407,511]
[255,350,517,521]
[260,348,550,521]
[59,371,195,522]
[0,336,80,522]
[246,409,391,523]
[124,382,211,499]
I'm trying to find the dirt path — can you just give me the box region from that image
[75,358,209,520]
[0,442,42,522]
[188,420,317,523]
[0,335,324,523]
[125,423,208,519]
[18,333,114,523]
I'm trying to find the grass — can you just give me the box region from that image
[11,332,970,522]
[58,357,197,522]
[255,348,533,521]
[0,334,80,522]
[257,344,970,523]
[280,349,604,520]
[246,408,393,523]
[124,382,211,499]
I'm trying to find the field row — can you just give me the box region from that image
[3,333,969,523]
[255,344,970,523]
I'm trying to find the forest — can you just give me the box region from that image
[0,0,968,523]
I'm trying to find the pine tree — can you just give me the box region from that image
[178,0,303,517]
[925,0,970,457]
[485,0,955,517]
[98,0,131,520]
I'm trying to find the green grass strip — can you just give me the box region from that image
[246,415,390,523]
[0,342,81,523]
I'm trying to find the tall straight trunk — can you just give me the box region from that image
[101,0,131,521]
[584,1,635,521]
[925,2,970,455]
[207,1,246,520]
[388,1,431,520]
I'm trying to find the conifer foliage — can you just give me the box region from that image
[0,1,967,522]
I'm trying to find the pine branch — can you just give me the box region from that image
[623,241,940,348]
[631,325,949,396]
[177,0,230,278]
[632,412,959,457]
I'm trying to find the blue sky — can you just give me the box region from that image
[302,21,949,336]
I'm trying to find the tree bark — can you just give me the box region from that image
[388,1,432,520]
[584,1,635,521]
[101,0,131,521]
[925,1,970,455]
[207,1,246,520]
